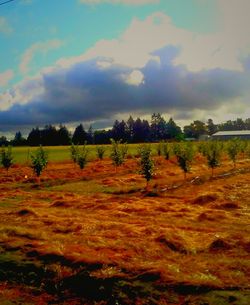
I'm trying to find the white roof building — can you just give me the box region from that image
[211,130,250,139]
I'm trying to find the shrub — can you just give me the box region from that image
[139,144,154,189]
[1,146,13,171]
[173,142,194,179]
[239,140,248,155]
[198,142,206,155]
[77,143,88,169]
[202,141,223,176]
[162,141,171,160]
[70,144,79,163]
[156,142,163,156]
[110,139,124,169]
[226,137,242,168]
[30,146,48,178]
[96,145,105,160]
[120,142,128,159]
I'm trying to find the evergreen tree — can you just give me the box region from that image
[150,113,167,141]
[1,146,13,172]
[30,146,48,181]
[139,144,154,190]
[162,141,171,160]
[96,145,105,160]
[227,138,242,168]
[76,143,88,169]
[70,144,79,164]
[111,120,128,142]
[86,125,94,144]
[173,142,194,179]
[156,141,163,156]
[110,139,124,169]
[27,127,41,146]
[126,115,135,142]
[72,124,87,145]
[58,125,71,145]
[0,136,8,146]
[201,141,223,177]
[166,118,182,139]
[41,125,58,146]
[12,131,26,146]
[132,118,151,143]
[94,130,112,144]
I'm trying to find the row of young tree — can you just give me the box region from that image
[1,138,249,188]
[1,115,250,147]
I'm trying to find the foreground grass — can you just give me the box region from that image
[0,155,249,304]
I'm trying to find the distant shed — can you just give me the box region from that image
[211,130,250,140]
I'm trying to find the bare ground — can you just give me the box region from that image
[0,154,249,304]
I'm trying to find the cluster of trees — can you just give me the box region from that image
[1,115,250,147]
[184,118,250,138]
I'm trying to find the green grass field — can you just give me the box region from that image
[7,140,250,165]
[10,144,147,164]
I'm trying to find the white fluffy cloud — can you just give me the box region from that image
[19,39,63,75]
[174,0,250,71]
[1,1,250,131]
[79,0,159,5]
[58,0,250,72]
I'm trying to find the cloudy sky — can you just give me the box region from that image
[0,0,250,135]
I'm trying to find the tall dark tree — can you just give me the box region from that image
[245,118,250,130]
[0,136,8,146]
[133,118,150,143]
[206,119,217,136]
[94,130,112,144]
[141,120,150,142]
[183,125,194,138]
[111,120,128,142]
[166,117,182,139]
[86,125,94,144]
[12,131,27,146]
[57,125,71,145]
[234,118,245,130]
[72,124,87,145]
[27,127,41,146]
[150,113,167,141]
[218,120,234,131]
[41,125,58,146]
[126,115,135,142]
[183,120,207,139]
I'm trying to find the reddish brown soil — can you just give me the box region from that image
[0,155,249,304]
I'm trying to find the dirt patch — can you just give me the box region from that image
[197,212,215,221]
[156,234,187,254]
[0,157,249,304]
[193,193,220,205]
[209,238,232,252]
[219,202,239,209]
[16,208,37,216]
[50,200,74,208]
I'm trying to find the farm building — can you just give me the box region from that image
[211,130,250,140]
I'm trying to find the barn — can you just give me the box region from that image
[211,130,250,140]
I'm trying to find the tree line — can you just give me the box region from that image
[1,114,250,146]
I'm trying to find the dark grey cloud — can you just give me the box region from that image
[0,46,249,132]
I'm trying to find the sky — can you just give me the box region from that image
[0,0,250,136]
